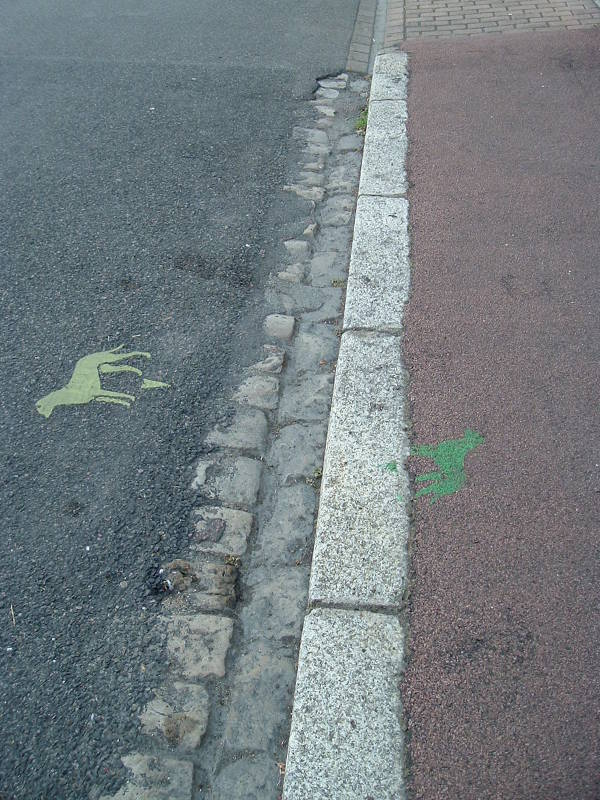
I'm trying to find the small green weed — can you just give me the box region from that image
[356,108,368,135]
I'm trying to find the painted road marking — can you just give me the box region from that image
[383,429,484,504]
[36,345,169,418]
[413,429,484,503]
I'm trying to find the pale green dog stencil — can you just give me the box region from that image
[412,429,484,504]
[36,345,169,418]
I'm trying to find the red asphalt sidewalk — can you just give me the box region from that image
[401,28,600,800]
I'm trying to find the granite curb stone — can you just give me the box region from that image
[283,608,406,800]
[359,99,408,196]
[309,331,410,608]
[343,194,409,331]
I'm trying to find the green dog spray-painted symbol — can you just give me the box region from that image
[36,345,169,418]
[412,429,484,503]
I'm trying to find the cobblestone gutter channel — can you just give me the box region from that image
[98,74,371,800]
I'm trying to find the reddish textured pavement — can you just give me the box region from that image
[402,29,600,800]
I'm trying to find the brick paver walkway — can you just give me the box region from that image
[385,0,600,42]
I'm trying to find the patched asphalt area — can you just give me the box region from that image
[402,28,600,800]
[0,2,358,797]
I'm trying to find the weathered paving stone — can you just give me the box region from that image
[308,252,347,288]
[279,372,334,424]
[314,104,335,116]
[306,143,330,158]
[278,263,306,284]
[268,423,326,485]
[284,184,325,202]
[140,682,209,750]
[205,407,268,455]
[302,158,325,171]
[101,754,193,800]
[318,78,347,90]
[165,614,234,680]
[193,456,262,509]
[298,172,324,187]
[315,224,353,252]
[264,313,295,340]
[300,289,344,323]
[266,283,342,321]
[316,87,338,99]
[303,222,319,239]
[223,645,298,751]
[248,344,285,374]
[278,270,303,283]
[316,117,334,130]
[161,560,238,613]
[240,566,310,641]
[350,78,369,93]
[328,161,362,187]
[337,133,363,153]
[288,323,339,377]
[326,177,353,195]
[212,754,281,800]
[255,484,317,566]
[319,195,354,226]
[233,375,279,411]
[284,239,311,260]
[294,127,329,145]
[331,149,362,178]
[191,506,253,557]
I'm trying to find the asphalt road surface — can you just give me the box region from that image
[0,2,358,797]
[403,28,600,800]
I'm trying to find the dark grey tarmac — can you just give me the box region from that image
[0,2,358,797]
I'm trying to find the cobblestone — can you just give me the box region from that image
[240,566,310,641]
[205,407,268,454]
[264,313,295,340]
[266,283,343,321]
[268,423,327,485]
[161,560,238,613]
[191,506,254,557]
[165,614,234,680]
[279,372,334,424]
[337,133,364,152]
[140,683,210,751]
[212,755,281,800]
[319,194,355,226]
[122,71,367,800]
[248,344,285,375]
[283,239,311,260]
[316,224,353,252]
[286,323,339,377]
[193,456,263,509]
[255,484,317,566]
[315,86,339,99]
[223,645,298,751]
[101,754,193,800]
[233,374,280,410]
[308,251,347,287]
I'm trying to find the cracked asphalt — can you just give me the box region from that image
[0,2,358,797]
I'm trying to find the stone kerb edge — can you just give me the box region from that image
[283,52,411,800]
